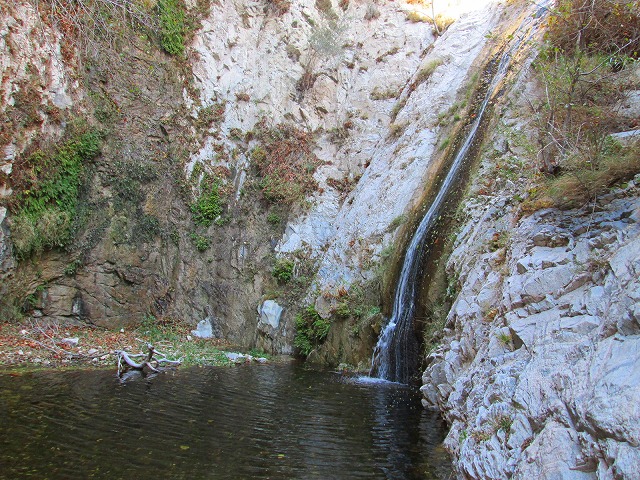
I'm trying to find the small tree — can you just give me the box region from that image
[532,0,640,204]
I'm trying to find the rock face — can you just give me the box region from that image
[1,0,508,359]
[189,0,504,291]
[421,99,640,478]
[258,300,284,329]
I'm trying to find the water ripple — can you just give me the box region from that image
[0,364,450,479]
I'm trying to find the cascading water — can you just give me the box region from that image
[370,3,550,384]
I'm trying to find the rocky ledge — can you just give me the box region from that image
[422,175,640,478]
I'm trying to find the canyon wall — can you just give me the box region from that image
[421,58,640,477]
[1,0,512,363]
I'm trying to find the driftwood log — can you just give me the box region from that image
[116,344,181,375]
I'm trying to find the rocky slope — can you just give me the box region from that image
[189,0,504,292]
[2,0,640,477]
[421,62,640,477]
[1,0,515,363]
[184,0,514,359]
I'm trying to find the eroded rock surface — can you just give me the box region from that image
[422,167,640,477]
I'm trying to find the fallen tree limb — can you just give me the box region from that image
[115,344,181,376]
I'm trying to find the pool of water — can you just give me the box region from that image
[0,363,450,479]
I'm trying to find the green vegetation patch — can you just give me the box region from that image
[189,233,210,251]
[158,0,187,56]
[294,305,330,357]
[272,257,295,283]
[9,130,101,258]
[135,317,233,367]
[191,180,224,226]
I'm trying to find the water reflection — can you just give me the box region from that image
[0,364,449,479]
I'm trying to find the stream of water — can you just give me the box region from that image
[0,364,450,479]
[370,2,551,384]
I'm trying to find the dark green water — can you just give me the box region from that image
[0,364,450,479]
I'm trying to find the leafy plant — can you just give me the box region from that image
[267,212,282,225]
[294,305,330,357]
[9,130,101,258]
[158,0,186,56]
[496,331,512,347]
[492,413,513,433]
[272,258,295,283]
[191,180,224,226]
[189,233,210,251]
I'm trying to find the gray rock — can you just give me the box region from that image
[581,336,640,446]
[423,160,640,477]
[257,300,283,329]
[225,352,250,363]
[514,423,595,479]
[191,318,213,338]
[60,337,79,347]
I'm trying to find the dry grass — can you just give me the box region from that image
[529,0,640,209]
[545,138,640,207]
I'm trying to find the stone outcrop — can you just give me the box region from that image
[1,0,509,355]
[189,0,505,292]
[421,74,640,477]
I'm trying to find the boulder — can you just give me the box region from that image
[257,300,283,329]
[191,318,213,339]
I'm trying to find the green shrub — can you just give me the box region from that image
[158,0,186,56]
[190,180,224,226]
[294,305,330,357]
[189,232,210,251]
[267,212,281,225]
[272,258,294,283]
[9,130,100,258]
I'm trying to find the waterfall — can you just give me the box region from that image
[370,3,550,383]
